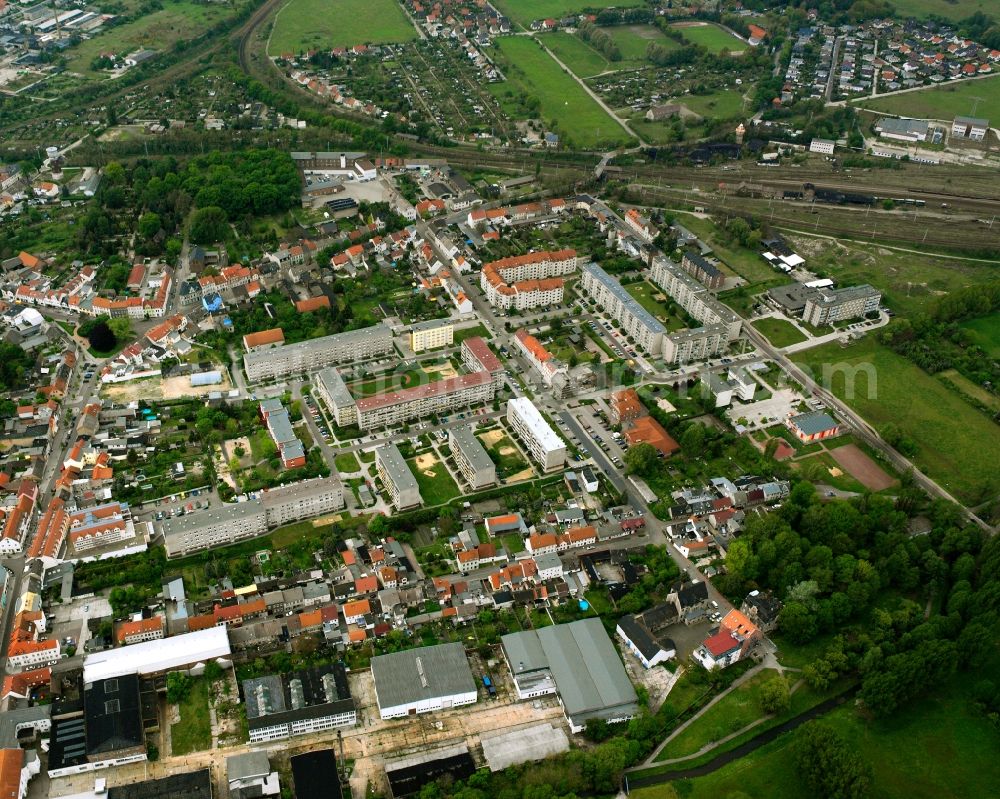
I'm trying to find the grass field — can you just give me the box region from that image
[679,216,778,285]
[171,678,211,756]
[961,312,1000,357]
[453,323,492,345]
[407,457,461,505]
[492,0,641,28]
[490,36,631,149]
[671,22,745,54]
[638,675,1000,799]
[543,32,614,78]
[890,0,996,22]
[859,74,1000,120]
[602,25,680,62]
[676,89,747,120]
[65,1,234,76]
[334,452,361,473]
[793,336,999,504]
[656,670,780,761]
[625,281,688,330]
[938,369,1000,412]
[753,317,807,348]
[268,0,417,54]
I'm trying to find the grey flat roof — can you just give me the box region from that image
[160,497,263,539]
[370,642,475,710]
[226,751,271,782]
[790,410,838,435]
[0,705,50,748]
[260,476,342,508]
[503,618,637,719]
[316,367,355,409]
[480,723,570,771]
[449,426,494,473]
[582,262,666,335]
[954,116,989,127]
[376,443,419,493]
[243,323,391,368]
[410,318,453,332]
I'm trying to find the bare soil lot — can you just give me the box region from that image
[830,443,897,491]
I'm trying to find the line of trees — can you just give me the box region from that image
[577,21,622,62]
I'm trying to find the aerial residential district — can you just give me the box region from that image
[0,1,998,799]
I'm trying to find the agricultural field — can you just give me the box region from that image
[859,74,1000,120]
[268,0,417,55]
[960,311,1000,357]
[65,1,235,76]
[671,22,746,54]
[793,336,999,504]
[636,675,1000,799]
[491,0,641,29]
[602,25,680,63]
[543,32,615,78]
[489,36,632,149]
[752,317,807,348]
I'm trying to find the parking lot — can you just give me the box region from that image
[49,594,113,656]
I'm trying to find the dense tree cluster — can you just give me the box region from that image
[0,343,35,390]
[793,722,872,799]
[577,21,622,62]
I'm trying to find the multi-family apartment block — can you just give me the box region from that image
[506,398,565,472]
[802,284,881,326]
[161,477,344,556]
[409,319,454,352]
[460,337,504,389]
[314,367,357,427]
[479,250,577,311]
[375,444,422,510]
[259,399,306,468]
[449,426,497,490]
[580,262,666,356]
[243,323,393,382]
[117,617,164,646]
[355,372,494,430]
[681,252,725,290]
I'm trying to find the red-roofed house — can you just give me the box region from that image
[116,616,164,645]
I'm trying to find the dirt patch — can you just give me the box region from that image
[505,467,535,484]
[671,20,708,27]
[479,429,505,447]
[422,363,458,378]
[414,452,438,471]
[498,445,517,456]
[830,443,897,491]
[222,437,251,466]
[101,376,164,402]
[162,372,232,399]
[828,466,844,477]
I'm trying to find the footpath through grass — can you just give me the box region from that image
[490,36,632,149]
[793,336,999,504]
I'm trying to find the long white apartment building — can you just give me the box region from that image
[649,256,742,364]
[160,477,344,556]
[355,371,494,430]
[243,323,394,382]
[314,367,357,427]
[480,250,577,311]
[449,426,497,490]
[375,443,422,510]
[506,397,565,472]
[580,262,666,356]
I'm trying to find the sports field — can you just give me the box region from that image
[268,0,417,54]
[859,74,1000,120]
[490,36,632,149]
[671,22,745,54]
[492,0,641,29]
[65,1,233,75]
[793,337,999,504]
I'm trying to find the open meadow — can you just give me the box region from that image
[492,0,641,29]
[268,0,417,54]
[603,25,680,62]
[671,22,745,54]
[490,36,632,149]
[65,1,234,76]
[793,336,999,504]
[859,74,1000,120]
[889,0,996,22]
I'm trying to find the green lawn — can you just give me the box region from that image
[626,281,688,331]
[543,31,613,78]
[859,74,1000,120]
[679,216,778,285]
[407,457,461,505]
[671,22,746,54]
[492,0,641,28]
[938,369,1000,412]
[453,323,492,345]
[676,89,747,120]
[334,452,361,473]
[171,678,211,756]
[490,36,632,149]
[793,336,999,504]
[603,25,680,62]
[656,670,781,761]
[752,317,807,348]
[960,312,1000,357]
[887,0,995,22]
[642,678,1000,799]
[479,432,531,478]
[268,0,417,54]
[65,1,234,76]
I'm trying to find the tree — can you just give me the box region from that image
[188,205,228,244]
[108,317,132,342]
[624,442,659,478]
[793,722,871,799]
[759,676,790,714]
[138,211,161,241]
[680,423,705,452]
[86,319,117,352]
[779,601,817,644]
[166,672,193,704]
